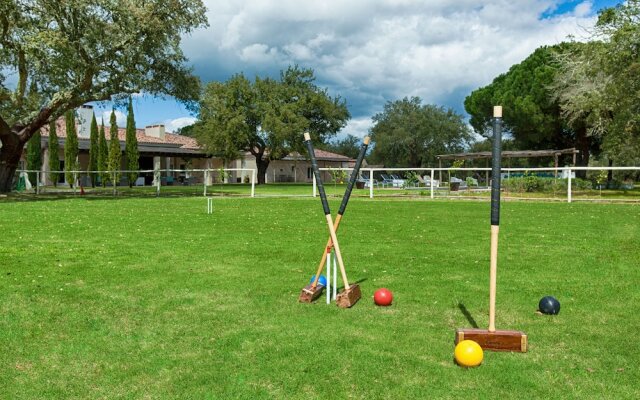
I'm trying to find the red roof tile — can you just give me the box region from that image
[40,117,200,150]
[41,117,352,159]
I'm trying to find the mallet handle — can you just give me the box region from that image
[489,106,502,332]
[311,137,369,288]
[311,214,342,288]
[489,225,499,332]
[304,132,351,290]
[325,214,350,290]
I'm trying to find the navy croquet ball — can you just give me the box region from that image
[538,296,561,315]
[310,275,327,286]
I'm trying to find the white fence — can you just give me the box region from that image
[12,165,639,203]
[314,166,640,203]
[15,168,257,197]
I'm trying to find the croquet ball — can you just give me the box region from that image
[309,275,327,287]
[374,288,393,306]
[454,340,483,367]
[538,296,561,315]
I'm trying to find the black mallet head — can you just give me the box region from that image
[538,296,561,315]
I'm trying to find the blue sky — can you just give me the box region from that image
[92,0,624,137]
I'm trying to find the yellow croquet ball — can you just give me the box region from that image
[454,340,483,367]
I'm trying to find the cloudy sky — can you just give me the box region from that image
[94,0,622,137]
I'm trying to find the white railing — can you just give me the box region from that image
[15,168,257,197]
[313,166,639,203]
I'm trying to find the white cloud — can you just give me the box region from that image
[574,1,593,18]
[164,117,197,133]
[183,1,604,125]
[342,117,373,139]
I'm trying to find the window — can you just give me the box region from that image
[307,167,312,179]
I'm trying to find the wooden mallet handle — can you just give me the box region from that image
[304,132,351,290]
[489,105,502,332]
[311,136,370,288]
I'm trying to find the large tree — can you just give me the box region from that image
[464,44,600,174]
[97,119,108,187]
[553,1,640,166]
[194,66,350,184]
[107,110,120,186]
[369,97,471,167]
[63,110,78,187]
[318,134,363,159]
[47,120,59,186]
[25,128,41,185]
[88,113,99,187]
[125,97,139,187]
[0,0,207,192]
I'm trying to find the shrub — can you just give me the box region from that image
[403,171,420,188]
[522,172,540,192]
[573,178,593,190]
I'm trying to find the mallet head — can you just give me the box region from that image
[336,284,361,308]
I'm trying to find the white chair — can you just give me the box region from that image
[423,175,440,188]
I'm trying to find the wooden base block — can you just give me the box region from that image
[336,284,361,308]
[456,328,528,352]
[298,284,324,303]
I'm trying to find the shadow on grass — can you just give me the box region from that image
[458,302,479,329]
[335,277,368,292]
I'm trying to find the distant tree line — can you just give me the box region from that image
[465,1,640,178]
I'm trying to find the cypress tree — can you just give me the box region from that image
[125,97,139,187]
[26,129,42,186]
[88,113,99,187]
[98,118,108,187]
[107,110,121,186]
[64,110,79,188]
[48,121,60,187]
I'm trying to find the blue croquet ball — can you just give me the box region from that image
[310,275,327,286]
[538,296,561,315]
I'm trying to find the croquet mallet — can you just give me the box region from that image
[299,136,370,303]
[455,106,528,352]
[303,132,361,308]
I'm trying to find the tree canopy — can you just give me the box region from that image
[318,134,364,159]
[0,0,208,192]
[464,44,600,171]
[369,97,471,167]
[553,1,640,166]
[194,66,350,183]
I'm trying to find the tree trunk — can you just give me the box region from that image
[0,134,25,193]
[574,126,591,179]
[256,157,269,185]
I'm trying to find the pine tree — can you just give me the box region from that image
[48,121,60,187]
[26,129,42,186]
[88,113,99,187]
[125,97,139,187]
[64,110,79,188]
[107,110,121,187]
[98,118,108,187]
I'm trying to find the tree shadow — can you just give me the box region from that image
[458,302,479,328]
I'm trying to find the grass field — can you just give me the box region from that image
[1,195,639,399]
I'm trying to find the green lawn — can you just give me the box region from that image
[1,196,639,399]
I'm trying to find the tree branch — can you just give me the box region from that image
[15,49,27,107]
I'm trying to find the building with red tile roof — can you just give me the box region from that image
[23,105,356,186]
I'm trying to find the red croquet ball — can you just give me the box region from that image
[374,288,393,306]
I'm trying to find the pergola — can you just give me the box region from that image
[435,148,580,183]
